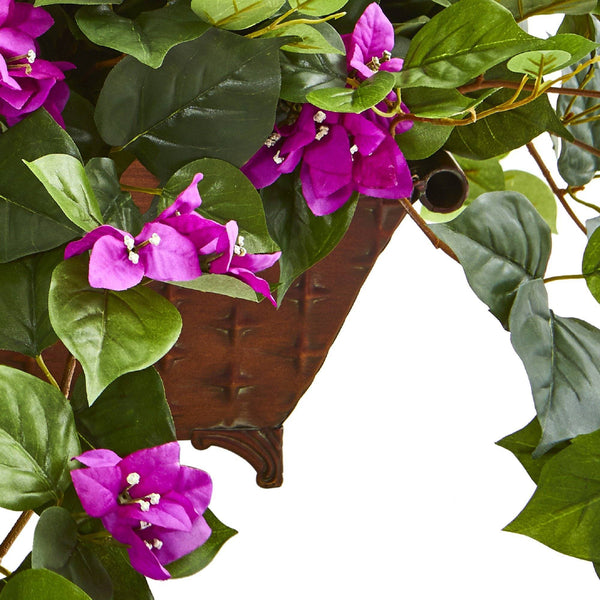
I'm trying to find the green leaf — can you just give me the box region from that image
[261,170,357,301]
[288,0,349,16]
[263,23,344,54]
[504,428,600,562]
[497,0,596,21]
[172,273,261,301]
[166,509,237,578]
[48,255,182,403]
[25,155,104,232]
[0,569,93,600]
[76,1,210,69]
[95,30,283,181]
[190,0,285,30]
[90,545,154,600]
[507,49,572,76]
[509,279,600,454]
[496,419,569,483]
[396,121,454,160]
[504,170,557,233]
[32,507,112,600]
[401,87,480,118]
[0,111,81,263]
[85,158,143,234]
[431,192,551,328]
[0,366,80,510]
[583,226,600,302]
[306,71,396,113]
[72,367,176,455]
[161,158,279,254]
[0,248,63,356]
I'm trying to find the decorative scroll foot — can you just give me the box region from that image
[191,427,283,488]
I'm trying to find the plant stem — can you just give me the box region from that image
[398,198,459,262]
[526,142,587,234]
[0,511,33,565]
[61,354,77,399]
[543,273,586,283]
[0,565,10,577]
[120,184,162,195]
[565,136,600,160]
[35,354,60,390]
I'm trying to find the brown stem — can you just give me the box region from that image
[526,142,587,234]
[0,511,33,564]
[457,79,600,99]
[61,354,77,399]
[398,197,459,262]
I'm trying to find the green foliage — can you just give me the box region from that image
[497,0,596,21]
[431,192,551,327]
[48,255,182,403]
[95,30,283,181]
[263,22,345,55]
[401,87,479,118]
[0,569,93,600]
[396,121,454,160]
[32,507,112,600]
[0,366,80,510]
[76,1,210,69]
[166,509,237,577]
[288,0,349,16]
[507,49,573,76]
[583,225,600,301]
[62,93,109,163]
[190,0,285,30]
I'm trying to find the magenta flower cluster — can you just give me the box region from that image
[64,173,281,305]
[241,3,413,216]
[71,443,212,580]
[0,0,71,126]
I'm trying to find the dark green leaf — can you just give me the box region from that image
[0,366,80,510]
[25,155,104,232]
[0,111,81,263]
[401,87,480,118]
[509,279,600,454]
[76,1,210,69]
[583,225,600,302]
[261,170,357,301]
[558,14,598,40]
[190,0,285,30]
[504,427,600,561]
[72,367,176,455]
[288,0,348,15]
[431,192,551,327]
[95,30,283,181]
[0,248,63,356]
[166,509,237,578]
[497,0,596,21]
[0,569,93,599]
[63,93,110,163]
[306,71,396,113]
[48,255,182,403]
[32,507,112,600]
[396,121,454,160]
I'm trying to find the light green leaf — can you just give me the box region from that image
[497,0,597,21]
[0,569,93,600]
[306,71,395,113]
[25,154,103,232]
[190,0,285,30]
[173,274,260,301]
[401,87,480,118]
[76,1,210,69]
[288,0,349,16]
[263,23,344,54]
[583,226,600,302]
[0,366,80,510]
[49,255,182,403]
[509,279,600,454]
[507,49,572,76]
[431,192,551,327]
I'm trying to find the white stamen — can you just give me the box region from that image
[237,235,245,247]
[152,539,163,550]
[144,540,153,550]
[381,50,392,62]
[26,49,36,64]
[126,473,141,486]
[264,132,281,148]
[138,500,150,512]
[315,125,329,141]
[123,235,135,251]
[148,493,160,505]
[175,210,181,217]
[350,144,359,155]
[273,150,284,165]
[313,110,326,124]
[149,233,161,246]
[234,245,247,257]
[139,521,152,530]
[128,251,140,265]
[367,56,381,72]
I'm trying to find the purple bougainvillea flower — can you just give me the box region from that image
[71,443,213,580]
[242,3,413,216]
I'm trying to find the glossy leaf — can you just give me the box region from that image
[0,111,81,263]
[432,192,551,328]
[396,121,454,160]
[261,170,357,301]
[263,23,344,55]
[401,87,480,118]
[497,0,596,21]
[48,255,182,403]
[25,154,104,232]
[173,274,261,301]
[504,428,600,562]
[95,30,283,181]
[0,366,80,510]
[306,71,396,113]
[0,569,93,600]
[190,0,285,30]
[32,507,112,600]
[509,279,600,454]
[504,170,557,233]
[507,49,572,76]
[583,226,600,302]
[166,509,237,578]
[0,248,63,356]
[76,1,210,69]
[72,367,176,455]
[288,0,349,15]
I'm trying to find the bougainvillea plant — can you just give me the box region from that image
[0,0,600,597]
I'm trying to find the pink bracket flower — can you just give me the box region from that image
[71,443,213,581]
